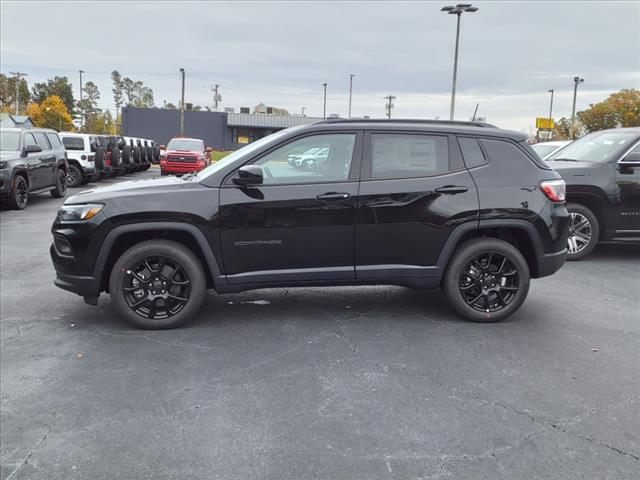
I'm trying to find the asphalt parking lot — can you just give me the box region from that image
[1,169,639,480]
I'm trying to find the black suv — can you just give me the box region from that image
[546,127,640,260]
[51,120,569,329]
[1,127,68,209]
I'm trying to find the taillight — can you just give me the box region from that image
[540,179,566,202]
[88,155,94,162]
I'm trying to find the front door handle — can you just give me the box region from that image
[316,192,351,201]
[435,185,468,194]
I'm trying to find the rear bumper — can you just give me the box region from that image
[535,248,567,278]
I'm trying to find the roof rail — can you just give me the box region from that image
[316,118,497,128]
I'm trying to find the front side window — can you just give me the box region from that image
[370,133,449,179]
[62,137,86,151]
[34,132,51,150]
[547,131,640,163]
[255,134,356,185]
[24,133,37,149]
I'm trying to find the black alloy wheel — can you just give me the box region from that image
[67,164,83,188]
[10,175,29,209]
[459,252,519,313]
[122,256,192,320]
[50,169,67,198]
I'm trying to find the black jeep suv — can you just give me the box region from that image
[51,119,569,329]
[1,128,68,209]
[546,127,640,260]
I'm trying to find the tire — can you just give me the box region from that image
[8,175,28,210]
[110,147,122,168]
[80,175,93,185]
[109,239,207,329]
[121,145,132,167]
[67,164,83,188]
[442,238,530,323]
[566,203,599,261]
[160,169,167,176]
[94,147,106,171]
[50,169,67,198]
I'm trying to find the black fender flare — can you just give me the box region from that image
[93,222,223,290]
[11,166,31,187]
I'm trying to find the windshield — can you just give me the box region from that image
[547,131,639,163]
[1,131,21,151]
[195,126,305,180]
[167,138,204,151]
[531,144,560,159]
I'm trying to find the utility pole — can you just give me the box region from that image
[384,95,396,119]
[179,68,186,136]
[547,88,555,141]
[322,83,327,119]
[571,76,584,139]
[441,4,478,120]
[301,106,306,116]
[79,70,84,130]
[348,74,355,118]
[9,71,28,115]
[212,83,220,111]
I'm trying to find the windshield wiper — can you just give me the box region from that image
[182,172,198,181]
[549,158,578,162]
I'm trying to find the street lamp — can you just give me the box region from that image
[571,76,584,139]
[322,83,327,119]
[45,106,63,131]
[348,74,355,118]
[441,3,478,121]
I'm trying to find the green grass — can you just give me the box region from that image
[211,150,233,162]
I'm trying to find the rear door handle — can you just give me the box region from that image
[316,192,351,201]
[435,185,468,194]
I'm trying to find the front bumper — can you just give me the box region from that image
[161,162,205,174]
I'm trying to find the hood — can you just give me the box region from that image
[547,160,612,186]
[0,151,21,161]
[65,175,187,204]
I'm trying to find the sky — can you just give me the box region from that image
[1,0,639,132]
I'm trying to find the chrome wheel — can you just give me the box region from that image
[122,256,192,320]
[459,252,520,313]
[567,212,592,255]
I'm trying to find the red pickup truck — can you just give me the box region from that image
[159,137,212,176]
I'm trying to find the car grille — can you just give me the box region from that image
[167,154,197,163]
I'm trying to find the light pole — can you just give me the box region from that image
[301,106,306,116]
[571,76,584,139]
[348,74,355,118]
[441,4,478,121]
[384,95,396,119]
[79,70,84,130]
[179,68,186,136]
[547,88,555,140]
[322,83,327,119]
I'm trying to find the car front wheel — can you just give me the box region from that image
[442,238,530,323]
[109,240,207,329]
[8,175,29,210]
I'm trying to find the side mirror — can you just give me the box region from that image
[24,144,42,154]
[160,145,166,150]
[205,147,213,153]
[233,165,263,186]
[619,152,640,167]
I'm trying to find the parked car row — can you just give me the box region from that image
[61,133,159,187]
[0,127,161,209]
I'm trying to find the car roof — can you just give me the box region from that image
[1,127,58,133]
[305,119,528,141]
[534,140,571,147]
[169,137,203,141]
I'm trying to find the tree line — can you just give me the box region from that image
[0,71,155,133]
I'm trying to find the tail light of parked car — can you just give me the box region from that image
[540,179,566,202]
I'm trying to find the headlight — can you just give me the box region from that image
[58,204,104,221]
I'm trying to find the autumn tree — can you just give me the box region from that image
[27,95,74,131]
[85,110,115,135]
[578,89,640,133]
[0,74,31,114]
[31,76,75,114]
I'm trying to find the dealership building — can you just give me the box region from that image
[121,107,323,150]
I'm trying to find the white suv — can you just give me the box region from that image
[59,133,98,187]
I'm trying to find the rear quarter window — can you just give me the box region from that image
[458,137,487,168]
[62,137,86,151]
[480,138,551,170]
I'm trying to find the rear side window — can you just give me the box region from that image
[46,133,62,149]
[62,137,85,150]
[33,132,51,150]
[480,138,550,170]
[370,133,449,179]
[458,137,486,168]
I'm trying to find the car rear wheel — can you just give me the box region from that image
[566,203,599,261]
[50,169,67,198]
[67,164,83,188]
[442,238,530,323]
[109,240,207,329]
[8,175,29,210]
